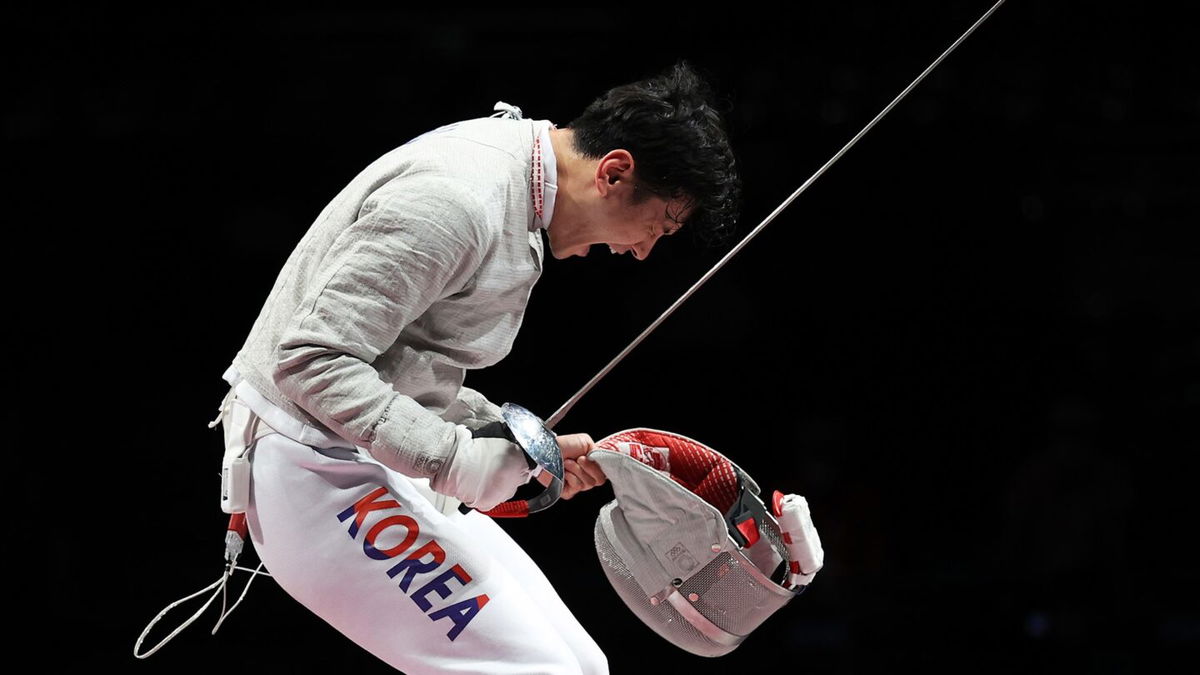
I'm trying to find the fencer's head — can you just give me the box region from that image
[546,60,740,260]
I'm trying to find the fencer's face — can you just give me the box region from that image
[545,143,694,260]
[548,178,691,260]
[598,189,689,261]
[547,149,696,260]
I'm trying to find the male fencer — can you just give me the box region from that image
[213,61,740,674]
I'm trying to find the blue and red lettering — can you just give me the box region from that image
[412,564,472,611]
[364,515,420,560]
[429,594,490,641]
[387,540,447,591]
[336,486,402,539]
[336,487,488,641]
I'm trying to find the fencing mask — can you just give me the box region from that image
[589,428,823,657]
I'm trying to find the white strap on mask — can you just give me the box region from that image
[776,493,824,589]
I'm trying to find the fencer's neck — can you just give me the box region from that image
[546,128,583,250]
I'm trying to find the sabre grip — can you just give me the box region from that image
[457,421,539,515]
[470,421,537,470]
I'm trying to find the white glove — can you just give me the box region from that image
[431,428,534,511]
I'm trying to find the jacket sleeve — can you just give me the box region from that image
[448,384,506,430]
[272,176,491,480]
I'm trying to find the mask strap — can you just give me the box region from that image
[771,491,824,590]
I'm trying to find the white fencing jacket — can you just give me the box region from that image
[222,109,557,483]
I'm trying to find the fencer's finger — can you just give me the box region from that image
[575,455,607,485]
[563,457,606,496]
[566,457,602,489]
[555,433,595,461]
[561,464,582,500]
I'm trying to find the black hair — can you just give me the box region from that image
[568,60,741,246]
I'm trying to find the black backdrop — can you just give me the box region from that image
[13,3,1197,673]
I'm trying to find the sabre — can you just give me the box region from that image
[477,0,1007,517]
[545,0,1007,430]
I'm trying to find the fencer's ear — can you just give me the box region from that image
[597,149,634,195]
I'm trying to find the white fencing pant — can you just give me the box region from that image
[224,393,607,674]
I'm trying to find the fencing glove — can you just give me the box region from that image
[431,427,535,512]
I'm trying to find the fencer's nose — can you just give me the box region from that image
[631,237,658,261]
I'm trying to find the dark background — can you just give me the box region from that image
[13,2,1197,672]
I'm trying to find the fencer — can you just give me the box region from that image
[207,61,740,674]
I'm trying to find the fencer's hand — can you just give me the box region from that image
[431,431,533,512]
[555,433,608,500]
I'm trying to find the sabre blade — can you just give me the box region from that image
[546,0,1007,430]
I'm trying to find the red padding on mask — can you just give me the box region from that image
[597,429,740,513]
[736,517,760,547]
